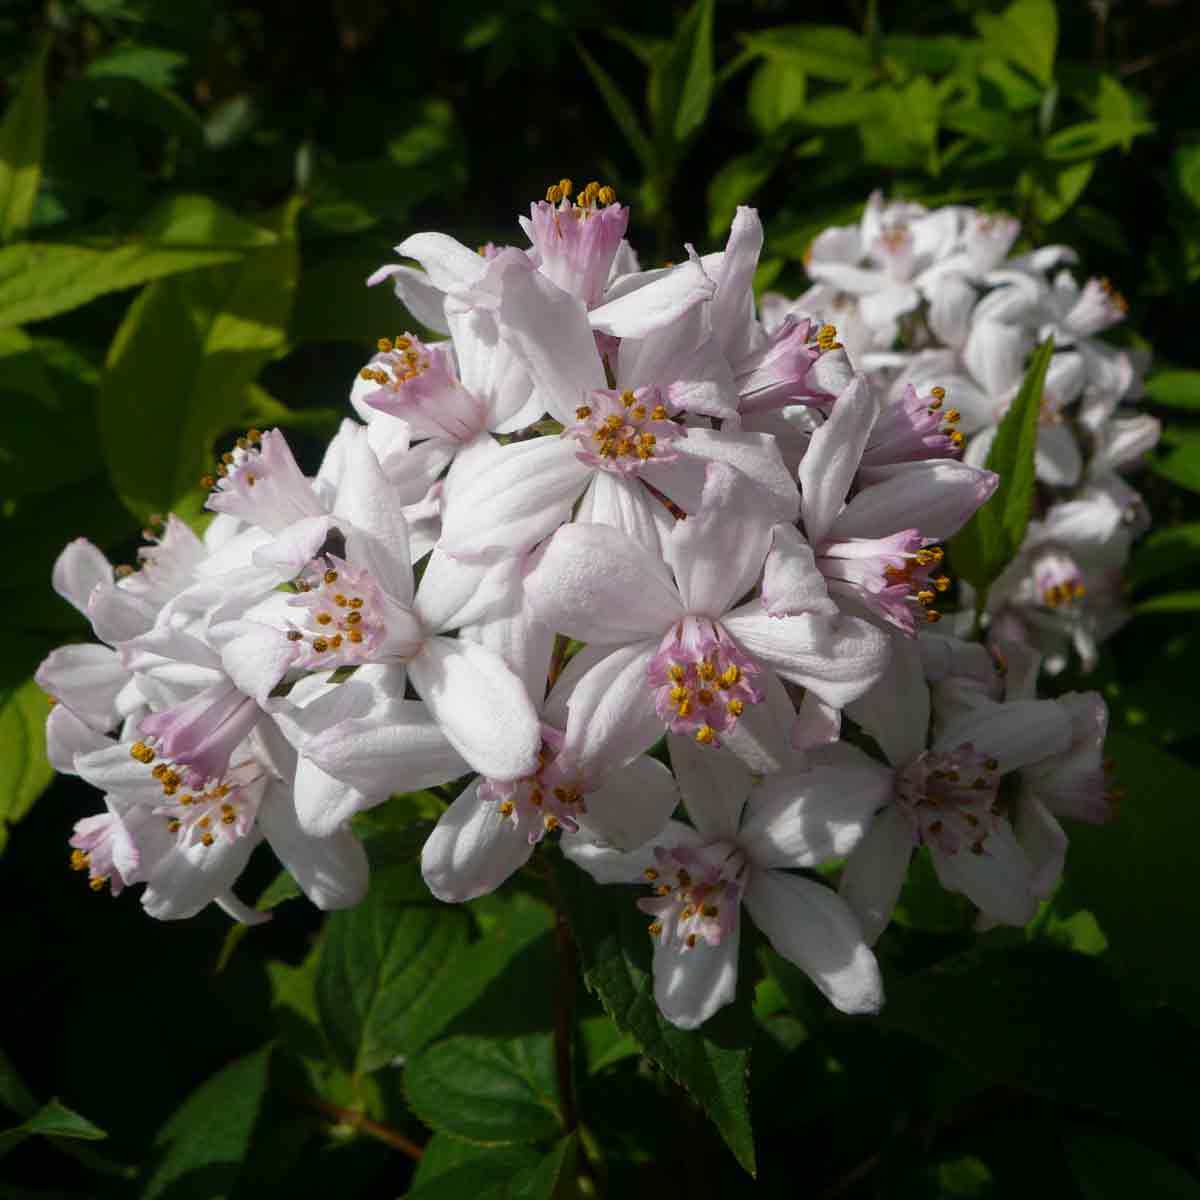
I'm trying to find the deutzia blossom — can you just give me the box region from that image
[566,735,884,1028]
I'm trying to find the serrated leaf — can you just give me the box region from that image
[1064,1126,1200,1199]
[949,337,1053,598]
[407,1137,541,1199]
[139,1048,271,1200]
[0,36,50,243]
[513,1132,583,1200]
[0,677,54,854]
[573,39,654,171]
[316,859,472,1077]
[975,0,1057,86]
[739,26,875,84]
[405,1035,561,1144]
[881,945,1198,1117]
[551,854,755,1175]
[96,200,299,522]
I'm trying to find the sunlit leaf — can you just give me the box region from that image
[0,677,55,855]
[975,0,1057,87]
[0,36,50,243]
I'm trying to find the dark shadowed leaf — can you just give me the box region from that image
[1065,1126,1200,1198]
[405,1035,562,1144]
[551,853,756,1176]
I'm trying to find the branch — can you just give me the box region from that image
[303,1095,425,1160]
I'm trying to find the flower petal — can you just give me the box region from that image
[52,539,112,616]
[930,821,1036,927]
[743,869,883,1014]
[667,735,751,842]
[589,253,715,339]
[576,755,678,852]
[652,918,741,1029]
[837,803,913,945]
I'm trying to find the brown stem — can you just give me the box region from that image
[304,1095,425,1160]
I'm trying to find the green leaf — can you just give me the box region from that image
[1065,1126,1200,1199]
[707,148,778,238]
[1126,523,1200,591]
[0,193,271,328]
[0,36,50,242]
[241,382,341,440]
[1144,368,1200,409]
[747,58,806,135]
[739,26,875,84]
[0,1098,106,1159]
[1173,144,1200,210]
[405,1035,561,1144]
[513,1132,583,1200]
[1134,591,1200,614]
[96,200,299,522]
[139,1048,271,1200]
[0,678,55,854]
[949,337,1053,597]
[796,88,880,128]
[881,946,1197,1117]
[579,1015,638,1074]
[573,39,654,171]
[85,43,187,89]
[1049,733,1200,1023]
[316,860,472,1077]
[0,1047,37,1119]
[1152,431,1200,494]
[1020,159,1095,223]
[407,1137,541,1199]
[651,0,715,146]
[975,0,1057,86]
[551,853,755,1176]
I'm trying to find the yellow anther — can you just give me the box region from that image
[575,405,592,420]
[620,390,636,408]
[197,816,211,830]
[559,177,574,198]
[670,686,689,704]
[680,905,695,920]
[631,405,647,421]
[544,815,560,832]
[313,638,329,653]
[70,849,89,871]
[930,386,946,400]
[330,634,343,648]
[377,337,393,353]
[201,833,215,847]
[130,741,155,764]
[695,725,716,745]
[915,549,936,566]
[655,884,671,896]
[167,819,181,833]
[394,336,411,350]
[349,630,363,644]
[287,630,302,641]
[178,794,193,806]
[925,609,942,623]
[917,590,936,606]
[324,569,338,583]
[697,688,715,705]
[530,788,544,807]
[727,699,744,717]
[348,597,363,609]
[644,867,659,881]
[676,698,692,718]
[932,574,951,592]
[89,876,107,892]
[650,405,668,420]
[949,430,965,447]
[696,660,716,681]
[333,593,348,606]
[346,611,362,625]
[499,801,515,816]
[597,185,616,205]
[546,184,562,203]
[944,408,961,424]
[668,664,685,683]
[316,612,332,625]
[648,921,663,938]
[686,934,697,948]
[221,812,236,825]
[718,665,740,688]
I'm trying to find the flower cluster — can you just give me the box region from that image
[770,191,1159,672]
[41,182,1118,1029]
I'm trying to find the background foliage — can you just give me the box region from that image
[2,0,1199,1196]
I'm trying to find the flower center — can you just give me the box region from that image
[69,812,129,894]
[477,728,587,844]
[647,616,763,746]
[895,745,1000,856]
[817,535,950,633]
[637,843,744,950]
[153,759,265,849]
[1032,549,1086,609]
[861,384,963,472]
[285,556,387,667]
[203,427,325,533]
[564,386,682,476]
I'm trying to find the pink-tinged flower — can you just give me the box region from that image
[219,428,542,783]
[836,648,1075,941]
[72,729,368,919]
[522,179,629,309]
[435,253,796,561]
[785,376,996,634]
[370,180,713,342]
[69,800,144,896]
[855,383,964,482]
[205,428,326,533]
[566,736,884,1028]
[523,462,889,768]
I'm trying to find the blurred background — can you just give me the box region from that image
[2,1,1199,1197]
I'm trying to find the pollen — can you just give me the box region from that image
[695,724,716,745]
[130,741,155,764]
